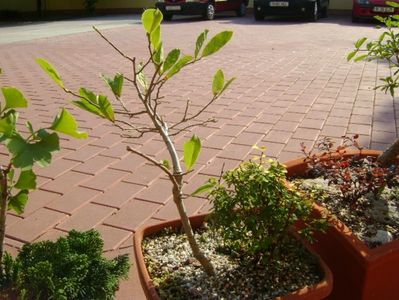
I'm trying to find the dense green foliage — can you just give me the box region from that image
[1,230,130,300]
[209,156,327,264]
[348,1,399,96]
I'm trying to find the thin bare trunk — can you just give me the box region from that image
[0,169,8,266]
[378,138,399,167]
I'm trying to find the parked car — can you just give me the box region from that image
[352,0,399,22]
[155,0,248,20]
[253,0,329,21]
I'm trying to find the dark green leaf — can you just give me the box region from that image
[195,29,209,59]
[26,121,35,136]
[191,178,217,196]
[36,58,64,88]
[50,108,88,139]
[8,190,28,215]
[142,8,163,34]
[103,73,124,97]
[1,87,28,109]
[6,131,60,170]
[15,169,36,190]
[202,31,233,58]
[0,113,16,137]
[184,135,201,171]
[165,55,193,79]
[212,69,224,96]
[163,49,181,73]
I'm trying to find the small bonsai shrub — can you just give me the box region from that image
[301,136,399,207]
[209,152,327,265]
[2,230,129,300]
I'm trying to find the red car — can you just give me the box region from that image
[155,0,249,20]
[352,0,399,22]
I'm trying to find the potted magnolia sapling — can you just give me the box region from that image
[39,9,333,299]
[283,8,399,300]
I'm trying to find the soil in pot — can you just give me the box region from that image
[294,153,399,249]
[143,224,324,299]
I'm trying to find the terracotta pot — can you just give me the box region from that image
[134,213,333,300]
[284,150,399,300]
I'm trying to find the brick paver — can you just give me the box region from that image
[0,14,397,299]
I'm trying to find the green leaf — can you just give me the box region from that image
[191,178,217,196]
[347,50,357,61]
[36,58,64,89]
[161,159,171,170]
[26,121,35,136]
[153,42,164,66]
[163,49,181,73]
[165,55,193,79]
[142,9,163,34]
[220,77,236,95]
[0,113,17,137]
[1,87,28,109]
[355,37,367,49]
[202,31,233,58]
[184,135,201,171]
[8,190,28,215]
[354,54,368,62]
[15,169,36,190]
[136,67,149,90]
[6,131,60,170]
[195,29,209,59]
[103,73,124,97]
[0,68,2,75]
[50,108,88,139]
[212,69,225,96]
[73,88,115,122]
[150,25,162,51]
[387,1,399,7]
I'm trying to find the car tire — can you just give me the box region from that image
[352,14,360,23]
[163,13,173,21]
[203,3,215,20]
[321,6,328,18]
[254,10,264,21]
[310,1,319,22]
[236,3,247,17]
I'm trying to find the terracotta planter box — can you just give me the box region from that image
[285,150,399,300]
[134,213,333,300]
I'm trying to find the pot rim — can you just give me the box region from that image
[134,213,333,300]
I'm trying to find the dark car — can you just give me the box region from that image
[253,0,329,21]
[155,0,248,20]
[352,0,399,22]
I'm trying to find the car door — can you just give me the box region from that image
[214,0,234,12]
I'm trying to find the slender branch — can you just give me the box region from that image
[169,118,217,137]
[114,110,147,118]
[92,26,134,63]
[126,146,177,186]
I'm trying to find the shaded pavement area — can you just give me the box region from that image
[0,14,397,299]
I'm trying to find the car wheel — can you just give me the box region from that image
[203,3,215,20]
[321,6,328,18]
[163,13,173,21]
[352,14,359,23]
[254,10,264,21]
[310,1,319,22]
[236,3,247,17]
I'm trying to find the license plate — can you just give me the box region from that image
[373,6,395,13]
[269,1,289,7]
[165,5,181,11]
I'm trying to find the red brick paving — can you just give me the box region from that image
[1,15,398,299]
